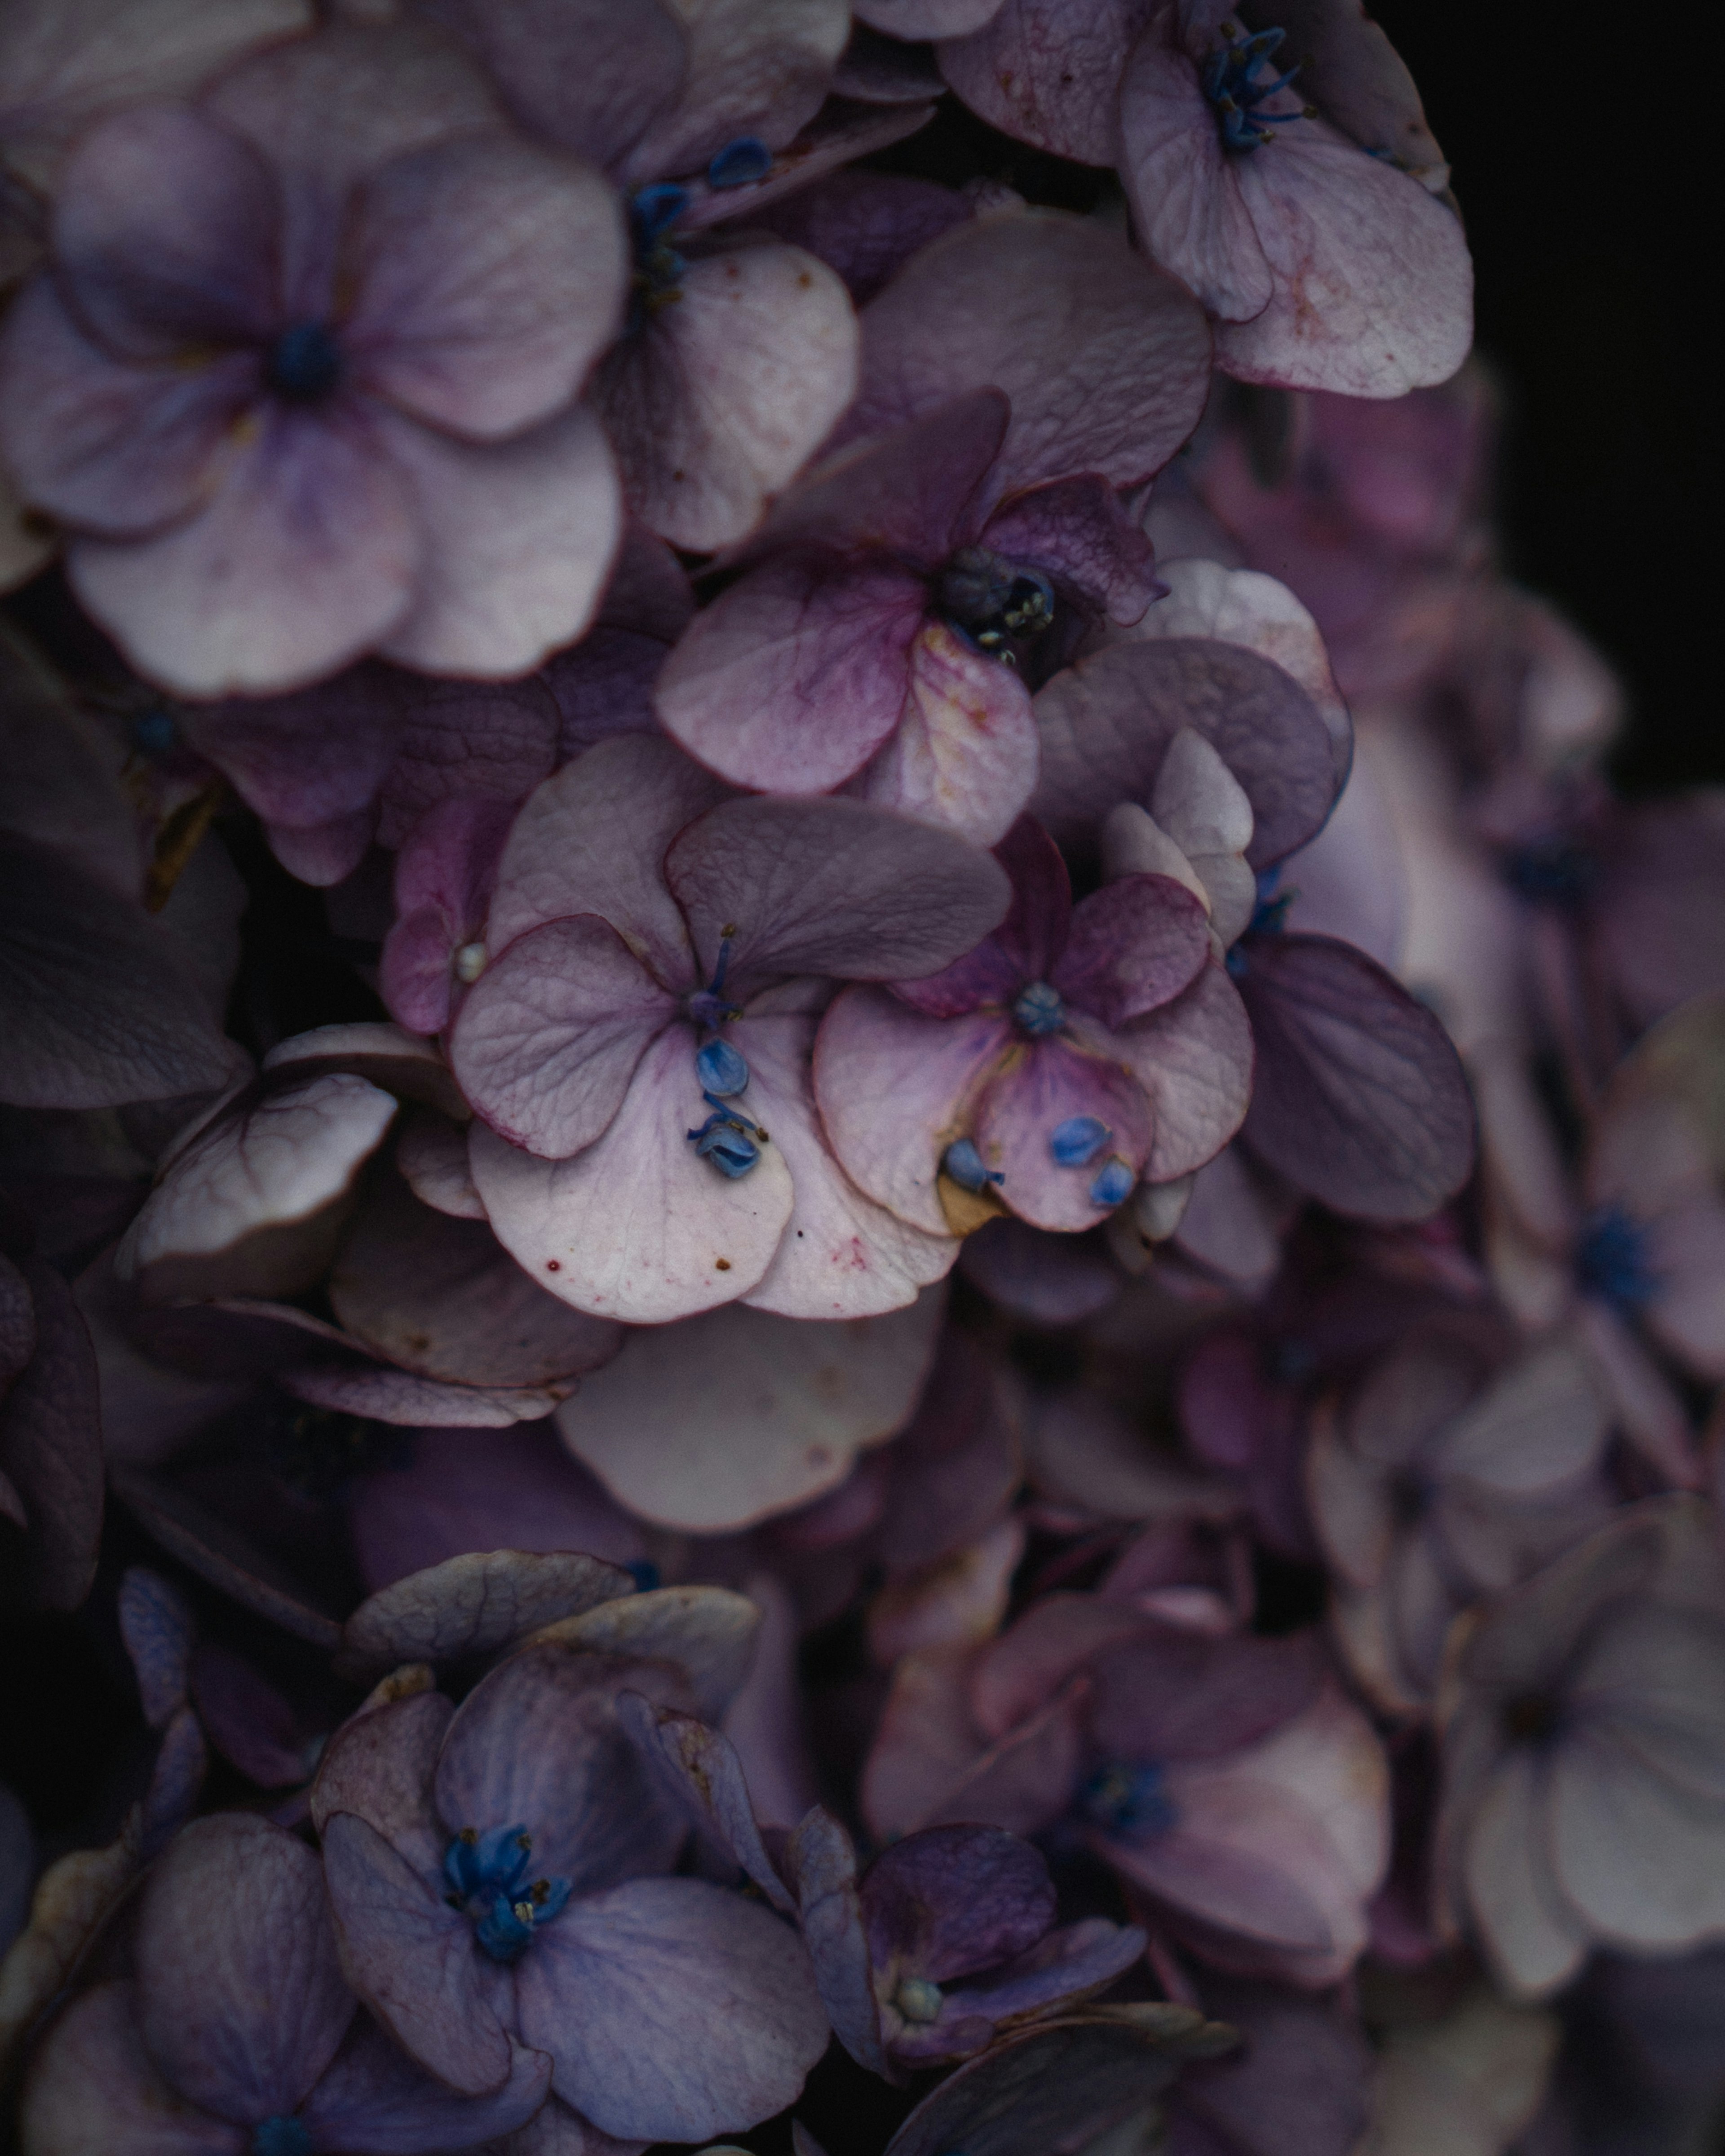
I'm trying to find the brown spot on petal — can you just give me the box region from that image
[545,1260,561,1272]
[714,1258,731,1272]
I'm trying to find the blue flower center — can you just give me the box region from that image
[252,2120,313,2156]
[1013,981,1066,1036]
[1501,841,1598,909]
[1575,1205,1659,1311]
[938,547,1057,669]
[265,321,343,404]
[628,182,690,321]
[1079,1760,1178,1841]
[444,1825,572,1965]
[707,135,773,189]
[1201,22,1311,152]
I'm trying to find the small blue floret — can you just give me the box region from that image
[708,136,773,189]
[252,2119,313,2156]
[444,1825,572,1966]
[1089,1156,1135,1209]
[1050,1114,1111,1167]
[1012,981,1066,1036]
[1079,1759,1178,1841]
[1575,1205,1659,1312]
[943,1139,1004,1193]
[1201,21,1311,152]
[265,321,342,404]
[695,1037,749,1097]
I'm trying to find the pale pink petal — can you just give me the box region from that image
[1053,874,1209,1026]
[372,401,622,679]
[621,0,848,177]
[469,1027,794,1323]
[972,1037,1154,1231]
[980,473,1163,626]
[1548,1725,1725,1953]
[850,618,1040,846]
[937,0,1153,163]
[594,242,858,553]
[1103,960,1255,1181]
[814,986,1009,1234]
[1461,1752,1589,1998]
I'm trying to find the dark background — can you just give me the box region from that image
[1380,0,1713,793]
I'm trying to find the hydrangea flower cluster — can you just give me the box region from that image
[0,4,1721,2155]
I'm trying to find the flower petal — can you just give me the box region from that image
[19,1982,242,2156]
[972,1037,1154,1231]
[299,2022,551,2156]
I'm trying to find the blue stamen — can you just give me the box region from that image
[443,1826,572,1966]
[1050,1115,1111,1167]
[1089,1156,1135,1209]
[252,2121,313,2156]
[687,1091,767,1178]
[695,1037,749,1097]
[1012,981,1066,1036]
[627,183,691,326]
[687,931,742,1029]
[1079,1760,1178,1841]
[943,1139,1004,1193]
[707,136,773,189]
[626,1560,662,1592]
[1575,1205,1659,1311]
[1201,21,1313,151]
[629,182,690,251]
[264,322,342,403]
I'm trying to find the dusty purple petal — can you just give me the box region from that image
[731,389,1006,569]
[0,1255,103,1610]
[436,1639,686,1890]
[341,1549,634,1679]
[973,1036,1154,1231]
[930,1918,1147,2044]
[69,406,420,696]
[982,475,1162,626]
[469,1028,795,1323]
[815,987,1009,1234]
[851,618,1040,847]
[676,100,938,233]
[411,0,686,175]
[345,131,624,438]
[140,1705,209,1862]
[530,1584,761,1723]
[1106,960,1255,1182]
[310,1688,452,1875]
[300,2022,552,2156]
[19,1982,243,2156]
[884,2016,1184,2156]
[110,1464,345,1650]
[594,241,858,554]
[834,22,949,102]
[1168,1975,1374,2156]
[1089,1628,1325,1763]
[451,915,674,1158]
[321,1810,515,2097]
[667,795,1012,988]
[751,170,974,305]
[937,0,1153,162]
[655,550,928,795]
[1033,638,1338,866]
[1213,121,1473,398]
[0,839,236,1111]
[629,0,849,176]
[557,1291,941,1531]
[378,683,557,851]
[485,733,721,983]
[380,800,518,1037]
[182,668,406,835]
[1054,874,1210,1026]
[188,1644,316,1789]
[958,1215,1121,1325]
[733,1009,956,1320]
[118,1567,195,1731]
[286,1361,570,1427]
[1116,26,1274,322]
[1237,932,1475,1220]
[863,1825,1054,1983]
[348,1427,646,1588]
[782,1805,885,2073]
[517,1875,828,2143]
[331,1170,621,1387]
[848,210,1210,498]
[372,399,621,680]
[137,1814,353,2123]
[616,1694,795,1912]
[0,275,257,539]
[539,627,665,764]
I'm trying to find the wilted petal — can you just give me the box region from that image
[556,1291,940,1530]
[782,1807,885,2074]
[595,243,858,553]
[340,1550,634,1679]
[310,1689,452,1876]
[137,1815,353,2123]
[517,1876,828,2143]
[534,1583,761,1721]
